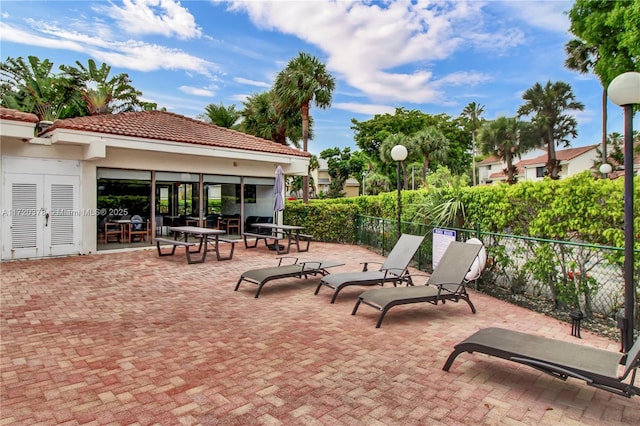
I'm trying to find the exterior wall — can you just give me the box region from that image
[344,178,360,197]
[566,151,596,176]
[521,164,544,181]
[1,133,306,258]
[478,162,504,185]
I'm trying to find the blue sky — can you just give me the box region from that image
[0,0,634,156]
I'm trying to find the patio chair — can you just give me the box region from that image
[443,327,640,398]
[129,215,150,242]
[351,241,483,327]
[235,257,344,298]
[314,234,425,303]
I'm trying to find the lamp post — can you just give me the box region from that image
[391,144,408,238]
[607,71,640,353]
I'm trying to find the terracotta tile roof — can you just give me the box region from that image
[516,144,598,167]
[478,155,502,165]
[0,107,38,123]
[42,110,309,158]
[555,144,598,160]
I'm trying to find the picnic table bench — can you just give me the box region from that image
[242,232,289,255]
[243,223,312,255]
[155,226,236,263]
[154,237,205,264]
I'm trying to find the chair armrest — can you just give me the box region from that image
[276,256,299,266]
[360,261,383,272]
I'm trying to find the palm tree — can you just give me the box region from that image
[60,59,155,115]
[565,38,609,164]
[517,81,584,179]
[460,102,485,185]
[274,52,335,203]
[240,90,309,147]
[0,56,70,120]
[478,117,539,184]
[410,127,449,183]
[380,133,413,190]
[198,102,241,128]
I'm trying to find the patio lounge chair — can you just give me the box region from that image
[443,327,640,398]
[235,257,344,298]
[351,241,483,327]
[314,234,425,303]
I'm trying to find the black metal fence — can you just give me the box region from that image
[355,215,639,324]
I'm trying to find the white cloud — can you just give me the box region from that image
[333,102,396,116]
[224,0,524,104]
[0,21,87,53]
[2,20,219,77]
[230,94,250,103]
[233,77,270,88]
[179,86,215,97]
[500,0,572,34]
[102,0,202,40]
[435,71,493,87]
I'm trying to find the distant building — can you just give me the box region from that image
[478,145,601,184]
[310,159,360,197]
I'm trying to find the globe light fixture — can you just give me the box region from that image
[607,71,640,353]
[599,163,613,176]
[391,145,408,238]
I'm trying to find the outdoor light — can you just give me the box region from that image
[391,144,408,238]
[607,71,640,353]
[599,163,613,176]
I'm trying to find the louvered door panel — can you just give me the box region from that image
[49,184,74,245]
[45,175,80,256]
[11,183,38,248]
[2,173,44,259]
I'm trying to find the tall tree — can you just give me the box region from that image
[517,81,584,179]
[198,102,241,128]
[351,108,471,179]
[380,133,414,190]
[0,56,74,120]
[460,102,485,186]
[477,117,539,184]
[320,147,366,198]
[568,0,639,82]
[410,127,449,183]
[60,59,155,115]
[274,52,335,203]
[564,39,608,160]
[566,1,640,171]
[239,90,309,147]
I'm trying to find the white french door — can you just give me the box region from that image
[2,170,80,259]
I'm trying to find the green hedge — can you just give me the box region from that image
[286,171,640,250]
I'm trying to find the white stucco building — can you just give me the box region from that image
[0,108,309,260]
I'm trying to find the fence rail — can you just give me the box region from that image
[355,215,639,324]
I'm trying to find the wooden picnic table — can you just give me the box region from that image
[243,223,311,255]
[154,226,235,264]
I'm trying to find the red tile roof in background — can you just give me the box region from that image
[1,108,308,158]
[0,108,38,123]
[477,155,502,165]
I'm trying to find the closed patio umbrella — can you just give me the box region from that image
[274,165,284,221]
[271,166,285,251]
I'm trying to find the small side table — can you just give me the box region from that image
[569,309,584,338]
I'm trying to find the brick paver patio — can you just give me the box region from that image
[2,242,639,425]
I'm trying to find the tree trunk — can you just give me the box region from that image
[301,103,310,203]
[402,161,409,190]
[471,132,477,186]
[546,130,559,179]
[506,153,514,184]
[422,157,429,183]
